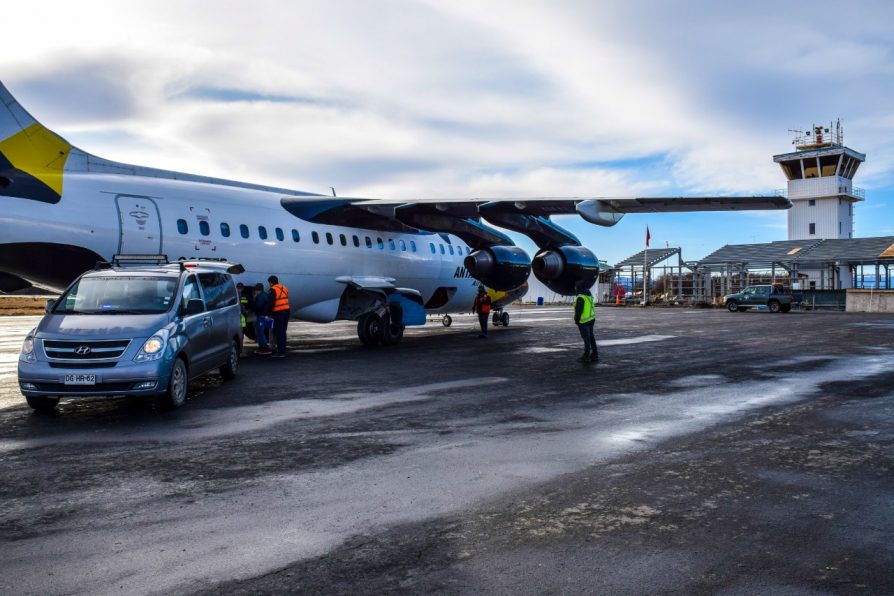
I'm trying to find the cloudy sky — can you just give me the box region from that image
[3,0,894,264]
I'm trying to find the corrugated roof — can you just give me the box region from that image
[695,236,894,268]
[615,247,680,268]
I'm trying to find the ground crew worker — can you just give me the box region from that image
[574,280,598,363]
[236,283,248,333]
[267,275,290,358]
[472,285,492,338]
[252,282,272,355]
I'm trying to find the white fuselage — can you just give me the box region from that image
[1,171,479,321]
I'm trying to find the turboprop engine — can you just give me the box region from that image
[464,244,531,291]
[531,244,599,296]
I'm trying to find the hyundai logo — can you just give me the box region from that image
[74,346,92,355]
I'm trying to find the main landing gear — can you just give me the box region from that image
[357,310,405,347]
[491,308,510,327]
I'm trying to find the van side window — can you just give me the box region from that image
[292,229,300,242]
[179,275,201,313]
[199,220,210,236]
[240,224,249,238]
[275,227,284,241]
[198,273,237,310]
[220,222,231,237]
[258,226,268,240]
[177,219,188,235]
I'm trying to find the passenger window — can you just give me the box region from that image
[448,245,454,255]
[410,241,416,252]
[312,231,320,244]
[388,239,396,250]
[353,235,360,247]
[198,273,237,310]
[275,227,284,241]
[177,219,188,235]
[220,222,231,237]
[292,229,300,242]
[179,275,202,313]
[377,238,384,249]
[399,239,406,251]
[430,243,435,254]
[258,226,268,240]
[326,232,333,245]
[340,234,347,246]
[240,224,249,239]
[439,245,445,255]
[365,236,372,248]
[199,220,210,236]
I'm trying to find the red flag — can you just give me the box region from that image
[645,225,651,248]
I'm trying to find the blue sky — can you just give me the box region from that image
[3,0,894,265]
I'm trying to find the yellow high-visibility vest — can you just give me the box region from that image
[577,294,595,324]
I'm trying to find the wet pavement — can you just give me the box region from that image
[1,307,893,595]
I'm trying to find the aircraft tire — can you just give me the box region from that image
[492,312,501,326]
[358,313,381,346]
[441,315,452,327]
[501,311,510,326]
[381,323,404,346]
[26,395,59,413]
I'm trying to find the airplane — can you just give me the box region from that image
[0,80,791,346]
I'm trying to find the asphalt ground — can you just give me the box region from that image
[1,306,893,595]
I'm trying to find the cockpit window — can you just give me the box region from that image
[54,276,178,314]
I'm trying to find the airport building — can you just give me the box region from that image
[611,122,894,307]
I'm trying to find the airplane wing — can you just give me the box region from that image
[282,194,790,249]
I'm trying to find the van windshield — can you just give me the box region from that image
[55,276,178,314]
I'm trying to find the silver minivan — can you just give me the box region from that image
[18,258,244,411]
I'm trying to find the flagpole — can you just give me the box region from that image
[643,225,649,305]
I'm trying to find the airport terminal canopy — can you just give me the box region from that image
[697,237,894,269]
[615,247,681,269]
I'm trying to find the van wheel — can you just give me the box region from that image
[220,341,239,380]
[768,300,781,313]
[161,357,188,410]
[26,396,59,413]
[726,300,739,312]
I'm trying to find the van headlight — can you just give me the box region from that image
[135,328,171,362]
[20,333,36,364]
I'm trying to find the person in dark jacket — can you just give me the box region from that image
[472,286,492,338]
[574,280,597,362]
[252,283,272,354]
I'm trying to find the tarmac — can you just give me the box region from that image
[1,306,893,595]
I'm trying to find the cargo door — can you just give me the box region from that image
[115,195,162,255]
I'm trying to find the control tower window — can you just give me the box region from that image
[804,161,819,178]
[820,155,838,177]
[780,160,802,180]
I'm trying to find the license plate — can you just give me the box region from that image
[64,374,96,385]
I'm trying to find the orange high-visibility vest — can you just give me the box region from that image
[271,284,290,312]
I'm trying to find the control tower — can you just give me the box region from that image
[773,120,865,241]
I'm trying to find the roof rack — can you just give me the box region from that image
[111,254,170,267]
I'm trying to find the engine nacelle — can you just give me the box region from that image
[531,245,599,296]
[464,245,530,291]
